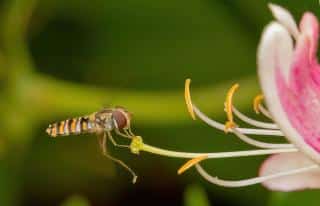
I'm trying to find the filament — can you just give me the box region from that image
[193,105,283,136]
[184,79,283,136]
[175,147,297,174]
[232,107,278,129]
[224,84,277,130]
[232,128,294,149]
[195,163,319,187]
[258,104,273,119]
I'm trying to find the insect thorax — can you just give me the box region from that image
[94,109,116,131]
[94,107,130,131]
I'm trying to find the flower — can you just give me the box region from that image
[177,4,320,191]
[125,3,320,191]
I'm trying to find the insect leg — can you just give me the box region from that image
[98,133,138,183]
[107,131,130,148]
[98,132,108,155]
[127,127,135,136]
[123,129,131,137]
[115,129,133,139]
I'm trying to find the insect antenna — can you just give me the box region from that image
[98,133,138,183]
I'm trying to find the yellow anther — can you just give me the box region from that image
[253,94,264,114]
[177,155,208,175]
[224,121,237,133]
[224,83,239,133]
[185,78,196,120]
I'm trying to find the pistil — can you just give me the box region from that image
[129,136,298,160]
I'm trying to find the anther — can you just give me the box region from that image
[178,155,208,175]
[185,78,196,120]
[224,84,239,132]
[253,94,264,114]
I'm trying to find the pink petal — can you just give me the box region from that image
[258,9,320,163]
[298,12,319,60]
[277,13,320,153]
[260,153,320,191]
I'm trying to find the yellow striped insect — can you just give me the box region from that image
[46,107,138,183]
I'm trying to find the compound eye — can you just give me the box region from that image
[112,110,127,129]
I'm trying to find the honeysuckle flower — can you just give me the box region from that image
[176,4,320,191]
[121,3,320,192]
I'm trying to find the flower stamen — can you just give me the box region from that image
[231,128,294,149]
[253,94,264,114]
[224,83,239,132]
[178,155,208,175]
[185,78,196,120]
[194,163,319,187]
[223,85,277,129]
[193,105,283,136]
[232,107,278,129]
[253,94,274,119]
[258,104,273,119]
[184,79,284,136]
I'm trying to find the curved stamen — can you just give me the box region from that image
[258,104,273,119]
[195,163,319,187]
[232,128,294,149]
[224,83,239,132]
[178,155,207,174]
[194,105,283,136]
[253,94,264,114]
[185,78,196,120]
[176,146,298,174]
[184,79,284,136]
[232,107,278,129]
[253,94,273,119]
[224,85,277,129]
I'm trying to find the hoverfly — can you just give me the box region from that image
[46,107,137,183]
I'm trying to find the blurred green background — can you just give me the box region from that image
[0,0,319,205]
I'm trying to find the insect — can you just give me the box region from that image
[46,107,138,183]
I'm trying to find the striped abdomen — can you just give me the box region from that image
[46,116,94,137]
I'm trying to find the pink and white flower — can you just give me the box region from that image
[179,4,320,191]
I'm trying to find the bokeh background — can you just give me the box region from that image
[0,0,319,205]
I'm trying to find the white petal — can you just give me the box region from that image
[260,153,320,191]
[257,21,320,163]
[269,3,299,39]
[258,22,293,82]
